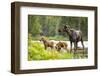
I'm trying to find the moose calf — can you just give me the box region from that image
[55,41,68,52]
[40,37,54,50]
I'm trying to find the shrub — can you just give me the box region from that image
[28,42,73,61]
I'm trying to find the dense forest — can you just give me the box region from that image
[28,15,88,41]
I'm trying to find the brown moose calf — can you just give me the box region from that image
[55,41,68,52]
[40,37,54,50]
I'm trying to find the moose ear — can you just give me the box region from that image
[64,25,67,28]
[64,25,69,28]
[66,25,70,28]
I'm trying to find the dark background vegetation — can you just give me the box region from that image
[28,15,88,41]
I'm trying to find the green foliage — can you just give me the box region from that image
[28,15,41,36]
[31,35,68,41]
[28,15,88,40]
[28,41,88,61]
[48,35,68,41]
[28,42,74,61]
[28,36,87,60]
[28,33,32,46]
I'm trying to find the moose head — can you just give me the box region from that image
[58,25,70,32]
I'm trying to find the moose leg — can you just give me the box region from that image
[70,41,72,53]
[44,45,47,50]
[74,42,77,58]
[81,39,85,55]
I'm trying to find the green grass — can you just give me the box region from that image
[31,35,87,41]
[31,35,68,41]
[28,41,87,61]
[48,35,68,41]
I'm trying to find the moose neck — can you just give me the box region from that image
[43,40,47,44]
[65,29,72,38]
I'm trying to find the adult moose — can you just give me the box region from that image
[59,25,85,56]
